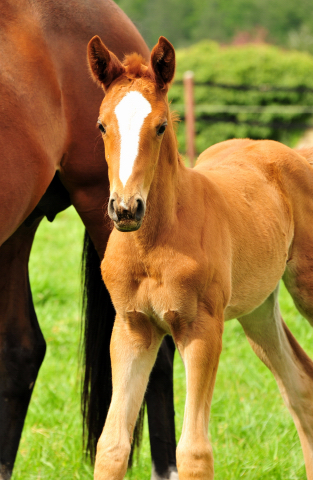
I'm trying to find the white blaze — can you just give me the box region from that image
[115,91,152,187]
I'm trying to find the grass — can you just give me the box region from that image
[12,206,313,479]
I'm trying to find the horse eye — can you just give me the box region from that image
[97,121,106,134]
[157,122,167,136]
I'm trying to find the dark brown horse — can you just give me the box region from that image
[0,2,177,479]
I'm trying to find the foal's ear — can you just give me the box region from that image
[87,36,125,90]
[148,36,175,89]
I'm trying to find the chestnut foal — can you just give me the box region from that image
[88,35,313,479]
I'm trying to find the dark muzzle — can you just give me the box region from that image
[108,193,146,231]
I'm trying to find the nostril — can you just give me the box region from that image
[108,198,118,222]
[135,198,145,221]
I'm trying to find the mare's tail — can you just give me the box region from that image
[81,230,144,465]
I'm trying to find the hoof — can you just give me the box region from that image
[0,465,12,480]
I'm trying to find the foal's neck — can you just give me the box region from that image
[135,114,186,246]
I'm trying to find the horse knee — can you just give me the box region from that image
[0,333,46,398]
[176,439,214,480]
[94,439,131,480]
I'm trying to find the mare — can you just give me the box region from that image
[0,2,177,479]
[87,35,313,480]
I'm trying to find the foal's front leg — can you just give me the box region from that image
[171,308,223,480]
[94,313,164,480]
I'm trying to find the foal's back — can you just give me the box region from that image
[195,138,313,320]
[196,138,313,230]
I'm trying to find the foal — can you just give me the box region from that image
[88,35,313,479]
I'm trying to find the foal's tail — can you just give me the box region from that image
[81,230,144,465]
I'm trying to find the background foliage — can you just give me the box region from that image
[168,41,313,154]
[114,0,313,155]
[115,0,313,52]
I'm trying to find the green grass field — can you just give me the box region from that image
[12,207,313,479]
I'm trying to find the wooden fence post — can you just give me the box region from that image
[183,70,196,167]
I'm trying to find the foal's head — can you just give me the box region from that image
[88,36,175,232]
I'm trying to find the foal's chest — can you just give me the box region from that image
[101,241,206,330]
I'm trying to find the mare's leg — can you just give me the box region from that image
[0,220,46,480]
[171,308,223,480]
[238,285,313,480]
[94,314,164,480]
[146,336,177,480]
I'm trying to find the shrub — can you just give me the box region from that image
[169,41,313,154]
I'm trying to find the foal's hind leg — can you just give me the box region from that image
[94,314,164,480]
[0,220,46,480]
[238,285,313,480]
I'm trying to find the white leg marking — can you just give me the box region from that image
[168,466,179,480]
[150,463,179,480]
[115,91,151,187]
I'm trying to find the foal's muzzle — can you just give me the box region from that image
[108,193,146,231]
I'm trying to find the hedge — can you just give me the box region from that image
[169,41,313,154]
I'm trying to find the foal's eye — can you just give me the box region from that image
[97,120,106,134]
[157,122,167,136]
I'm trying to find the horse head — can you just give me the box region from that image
[88,36,176,232]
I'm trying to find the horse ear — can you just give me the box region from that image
[87,36,125,90]
[148,36,175,89]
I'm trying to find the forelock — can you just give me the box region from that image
[123,53,149,78]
